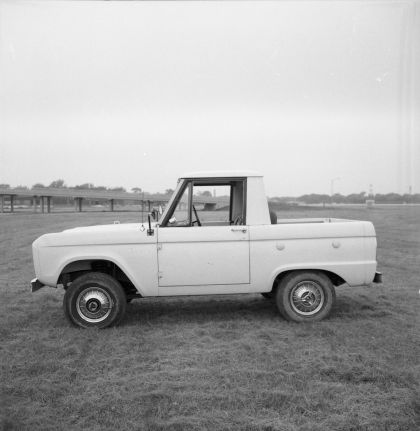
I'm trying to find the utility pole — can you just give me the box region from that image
[330,177,340,203]
[141,191,145,222]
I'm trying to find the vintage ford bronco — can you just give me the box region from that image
[31,171,381,328]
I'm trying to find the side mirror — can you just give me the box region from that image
[150,207,162,221]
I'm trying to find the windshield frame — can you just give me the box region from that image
[158,178,188,226]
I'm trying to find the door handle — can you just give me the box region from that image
[231,228,247,233]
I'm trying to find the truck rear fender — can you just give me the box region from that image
[270,268,346,292]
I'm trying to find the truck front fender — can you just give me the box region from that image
[36,245,158,297]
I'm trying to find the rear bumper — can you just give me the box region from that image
[31,278,45,292]
[373,271,383,284]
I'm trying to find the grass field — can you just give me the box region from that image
[1,207,419,430]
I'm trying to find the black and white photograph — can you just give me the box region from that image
[1,0,419,430]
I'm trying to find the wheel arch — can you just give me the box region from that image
[271,268,346,292]
[58,258,142,298]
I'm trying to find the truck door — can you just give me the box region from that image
[157,179,250,295]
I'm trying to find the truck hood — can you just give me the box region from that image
[33,223,158,248]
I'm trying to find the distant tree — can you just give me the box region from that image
[32,183,45,189]
[131,187,142,193]
[49,179,66,188]
[346,192,366,204]
[165,189,174,196]
[0,183,10,189]
[385,193,403,203]
[402,194,412,204]
[92,186,107,191]
[375,193,403,204]
[412,194,420,203]
[331,193,346,204]
[318,194,330,203]
[199,190,212,197]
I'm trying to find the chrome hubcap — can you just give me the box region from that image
[76,287,113,323]
[290,281,324,315]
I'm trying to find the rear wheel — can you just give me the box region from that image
[63,272,127,328]
[275,271,335,322]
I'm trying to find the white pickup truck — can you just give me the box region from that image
[31,171,381,328]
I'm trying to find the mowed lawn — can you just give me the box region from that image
[0,207,419,431]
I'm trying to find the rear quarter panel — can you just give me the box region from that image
[249,220,377,291]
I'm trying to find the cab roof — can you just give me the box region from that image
[181,170,262,179]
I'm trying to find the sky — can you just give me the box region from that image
[0,0,419,197]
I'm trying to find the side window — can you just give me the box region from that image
[192,180,246,226]
[192,184,231,226]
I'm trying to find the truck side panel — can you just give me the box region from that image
[249,221,377,290]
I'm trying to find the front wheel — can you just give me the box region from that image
[63,272,127,328]
[275,271,335,322]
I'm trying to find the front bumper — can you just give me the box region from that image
[373,271,383,283]
[31,278,45,293]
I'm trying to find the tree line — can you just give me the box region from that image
[271,191,420,204]
[1,181,418,204]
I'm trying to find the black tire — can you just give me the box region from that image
[261,292,274,300]
[275,271,335,322]
[63,272,127,328]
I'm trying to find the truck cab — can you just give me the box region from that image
[156,171,266,294]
